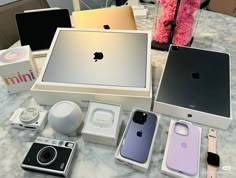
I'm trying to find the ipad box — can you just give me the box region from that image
[161,120,201,178]
[82,101,122,146]
[114,108,160,172]
[0,46,38,94]
[153,45,232,129]
[30,28,152,111]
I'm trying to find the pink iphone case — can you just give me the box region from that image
[166,121,200,176]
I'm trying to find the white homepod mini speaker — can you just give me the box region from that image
[48,101,83,135]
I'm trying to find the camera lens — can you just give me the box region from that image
[20,107,39,124]
[37,146,57,166]
[133,111,147,124]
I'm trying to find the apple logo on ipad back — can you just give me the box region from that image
[137,130,143,137]
[93,52,103,62]
[192,72,200,79]
[103,25,110,29]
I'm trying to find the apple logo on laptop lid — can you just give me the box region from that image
[93,52,103,62]
[103,24,110,29]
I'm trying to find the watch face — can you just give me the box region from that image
[207,152,220,167]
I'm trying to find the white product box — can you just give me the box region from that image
[153,45,232,129]
[31,85,152,111]
[0,46,38,94]
[114,108,160,172]
[82,101,122,146]
[30,28,152,111]
[161,120,201,178]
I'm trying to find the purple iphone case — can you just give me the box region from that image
[166,121,200,176]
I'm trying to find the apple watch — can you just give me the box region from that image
[206,128,220,178]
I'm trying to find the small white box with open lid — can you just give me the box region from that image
[82,100,122,146]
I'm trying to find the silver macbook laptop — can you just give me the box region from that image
[15,8,71,58]
[41,28,150,88]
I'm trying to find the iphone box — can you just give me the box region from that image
[153,45,232,129]
[0,46,38,94]
[161,120,201,178]
[82,101,122,146]
[114,108,160,172]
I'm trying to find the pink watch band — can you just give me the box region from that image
[208,128,217,153]
[207,128,217,178]
[207,165,217,178]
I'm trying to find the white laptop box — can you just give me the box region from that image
[153,45,232,129]
[31,28,152,110]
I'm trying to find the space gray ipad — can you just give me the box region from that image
[157,45,230,117]
[42,29,148,88]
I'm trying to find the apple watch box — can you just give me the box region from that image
[161,120,201,178]
[153,45,232,129]
[30,28,152,111]
[82,101,122,146]
[114,108,160,172]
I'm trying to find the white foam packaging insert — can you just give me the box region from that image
[30,28,152,111]
[161,120,201,178]
[114,108,160,172]
[82,101,122,146]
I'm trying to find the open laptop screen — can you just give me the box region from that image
[15,9,71,51]
[72,6,137,30]
[116,0,128,6]
[42,29,148,88]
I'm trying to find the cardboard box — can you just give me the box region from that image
[153,45,232,129]
[208,0,236,17]
[82,101,122,146]
[0,46,38,94]
[161,120,201,178]
[114,108,160,172]
[30,28,152,111]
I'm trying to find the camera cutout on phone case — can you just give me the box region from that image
[175,123,188,136]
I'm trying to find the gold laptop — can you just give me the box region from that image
[72,6,137,30]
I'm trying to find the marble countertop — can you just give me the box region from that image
[0,5,236,178]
